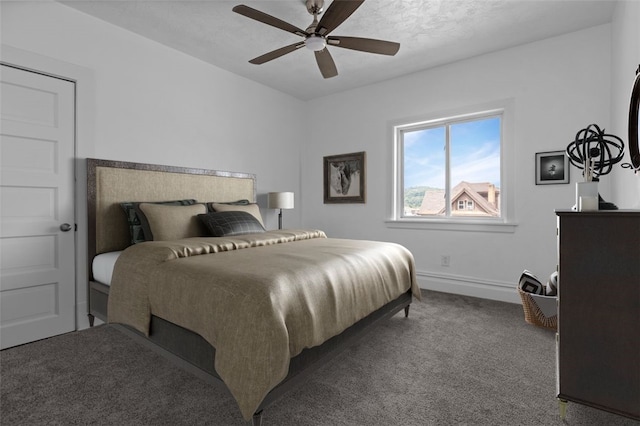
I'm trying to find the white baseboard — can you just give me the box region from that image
[416,270,520,304]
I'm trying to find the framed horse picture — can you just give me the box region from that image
[323,151,366,203]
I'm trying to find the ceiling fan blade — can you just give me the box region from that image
[316,0,364,36]
[315,48,338,79]
[249,42,305,65]
[233,5,308,37]
[327,36,400,56]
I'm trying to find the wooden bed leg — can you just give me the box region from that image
[88,313,95,327]
[404,305,410,318]
[252,410,263,426]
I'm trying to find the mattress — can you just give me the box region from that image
[92,251,122,285]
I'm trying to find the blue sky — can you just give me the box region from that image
[403,116,501,189]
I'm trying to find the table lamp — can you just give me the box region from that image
[267,192,294,229]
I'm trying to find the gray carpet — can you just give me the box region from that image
[1,290,637,426]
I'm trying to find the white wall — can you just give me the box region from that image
[302,25,612,302]
[1,0,628,321]
[610,0,640,207]
[1,1,306,328]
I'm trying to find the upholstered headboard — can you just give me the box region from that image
[87,158,257,278]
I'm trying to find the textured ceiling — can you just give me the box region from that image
[59,0,617,100]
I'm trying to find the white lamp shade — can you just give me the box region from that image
[268,192,294,209]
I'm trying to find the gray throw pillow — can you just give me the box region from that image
[198,211,266,237]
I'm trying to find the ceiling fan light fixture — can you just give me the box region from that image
[234,1,400,79]
[305,35,326,51]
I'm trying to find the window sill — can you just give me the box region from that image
[385,218,517,233]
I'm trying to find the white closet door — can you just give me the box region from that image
[0,65,76,349]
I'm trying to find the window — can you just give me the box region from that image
[390,103,515,232]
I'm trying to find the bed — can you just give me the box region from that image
[87,158,420,425]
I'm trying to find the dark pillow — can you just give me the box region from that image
[120,199,197,244]
[208,202,264,227]
[198,211,266,237]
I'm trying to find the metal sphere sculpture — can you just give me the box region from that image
[566,124,625,180]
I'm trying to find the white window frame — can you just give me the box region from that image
[387,99,516,233]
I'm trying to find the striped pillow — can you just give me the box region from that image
[208,202,264,227]
[198,211,265,237]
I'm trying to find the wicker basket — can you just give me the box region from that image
[518,288,557,331]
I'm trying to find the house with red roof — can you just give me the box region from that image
[418,182,500,217]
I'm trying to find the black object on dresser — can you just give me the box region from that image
[556,210,640,420]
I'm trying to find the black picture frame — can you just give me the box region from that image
[535,150,569,185]
[323,151,366,203]
[627,65,640,171]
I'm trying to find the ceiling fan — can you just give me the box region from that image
[232,0,400,79]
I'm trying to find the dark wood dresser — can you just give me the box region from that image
[556,210,640,420]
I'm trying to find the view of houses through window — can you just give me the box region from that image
[399,113,502,219]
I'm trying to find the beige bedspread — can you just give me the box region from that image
[108,229,420,420]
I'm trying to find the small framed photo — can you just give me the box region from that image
[535,150,570,185]
[323,151,366,203]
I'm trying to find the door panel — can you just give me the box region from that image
[1,134,58,173]
[0,65,75,349]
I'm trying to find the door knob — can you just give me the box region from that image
[60,223,73,232]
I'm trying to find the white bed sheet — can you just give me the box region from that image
[92,251,122,286]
